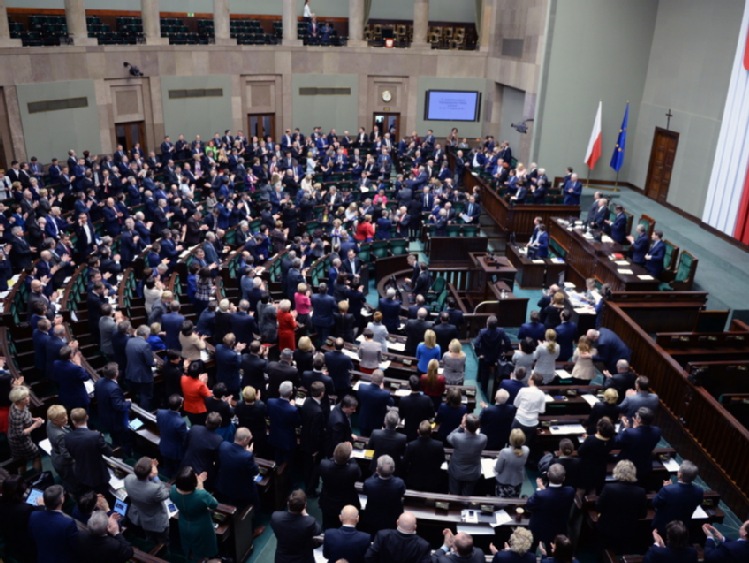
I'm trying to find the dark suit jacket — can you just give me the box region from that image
[181,424,223,480]
[398,392,435,441]
[646,240,666,277]
[299,397,326,454]
[268,397,301,452]
[473,327,512,362]
[216,441,259,508]
[631,233,649,265]
[156,408,187,460]
[270,510,322,563]
[365,529,432,563]
[64,426,113,490]
[368,428,407,471]
[593,328,632,373]
[480,403,517,450]
[215,344,243,393]
[323,525,371,563]
[124,336,154,383]
[615,425,662,481]
[312,292,337,328]
[54,359,91,411]
[301,369,335,398]
[652,482,704,534]
[378,297,402,333]
[267,361,299,398]
[433,322,459,353]
[643,545,698,563]
[230,311,258,345]
[526,485,576,544]
[93,377,128,433]
[704,537,749,562]
[160,312,184,350]
[357,383,394,437]
[362,474,405,534]
[555,321,578,361]
[323,350,353,394]
[28,510,79,563]
[325,404,353,456]
[596,481,648,550]
[240,353,268,391]
[319,458,362,518]
[76,530,134,563]
[404,319,433,357]
[402,436,445,492]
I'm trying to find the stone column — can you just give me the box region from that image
[0,0,20,47]
[213,0,235,45]
[64,0,97,46]
[141,0,167,46]
[348,0,365,47]
[282,0,301,46]
[479,0,497,54]
[411,0,429,48]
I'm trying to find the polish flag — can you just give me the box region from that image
[585,101,603,170]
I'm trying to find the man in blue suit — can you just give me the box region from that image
[156,394,188,478]
[268,381,301,464]
[589,327,631,373]
[616,406,662,486]
[378,287,402,333]
[32,317,51,378]
[518,311,546,342]
[479,389,517,450]
[55,345,92,412]
[703,520,749,562]
[28,485,79,563]
[527,224,549,258]
[555,310,578,361]
[362,455,406,536]
[324,338,354,397]
[125,325,156,410]
[323,505,370,563]
[462,195,481,223]
[358,370,394,437]
[526,463,576,546]
[93,362,131,455]
[563,173,583,205]
[652,460,704,534]
[589,198,609,231]
[160,301,184,351]
[630,224,649,266]
[645,229,666,278]
[215,333,245,398]
[229,300,257,346]
[607,204,629,244]
[215,427,260,509]
[311,283,337,347]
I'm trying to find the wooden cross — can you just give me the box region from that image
[666,108,673,130]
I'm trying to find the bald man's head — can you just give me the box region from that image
[454,532,474,557]
[396,511,417,534]
[339,505,359,526]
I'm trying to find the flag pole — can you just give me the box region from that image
[615,170,619,188]
[585,167,590,187]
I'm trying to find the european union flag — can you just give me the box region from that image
[610,102,629,172]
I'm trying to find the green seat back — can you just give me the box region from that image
[389,239,407,255]
[676,252,693,282]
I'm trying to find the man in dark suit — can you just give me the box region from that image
[181,412,223,486]
[703,520,749,562]
[645,229,666,278]
[365,511,432,562]
[357,370,394,437]
[125,325,156,410]
[410,263,431,300]
[402,420,446,492]
[270,490,322,563]
[215,427,260,509]
[378,288,402,333]
[299,382,327,495]
[404,308,433,357]
[589,198,609,231]
[462,195,481,223]
[652,460,704,534]
[160,301,184,351]
[473,315,512,397]
[433,312,460,353]
[301,354,335,398]
[596,460,648,553]
[268,381,301,464]
[602,359,637,402]
[76,510,134,563]
[480,389,517,450]
[240,341,268,391]
[607,204,629,244]
[64,408,113,495]
[156,394,188,478]
[499,369,526,405]
[93,363,130,455]
[616,406,662,486]
[7,226,33,273]
[555,310,578,361]
[324,338,354,397]
[28,485,79,563]
[526,463,576,546]
[563,173,583,205]
[629,224,649,266]
[362,455,406,535]
[589,327,631,374]
[54,345,92,413]
[398,376,435,441]
[322,505,370,563]
[312,283,337,347]
[325,395,358,457]
[433,530,486,563]
[368,411,407,472]
[267,348,299,399]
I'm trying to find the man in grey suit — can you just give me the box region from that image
[125,325,156,410]
[618,375,659,423]
[124,457,170,543]
[447,414,487,496]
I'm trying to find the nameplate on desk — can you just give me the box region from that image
[394,389,410,397]
[457,524,494,535]
[129,419,144,431]
[637,274,655,280]
[388,342,406,352]
[692,506,708,520]
[549,424,587,435]
[532,259,545,264]
[617,269,634,275]
[614,260,630,266]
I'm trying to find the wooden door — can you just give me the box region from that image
[248,113,276,141]
[373,112,400,143]
[645,127,679,203]
[115,121,147,154]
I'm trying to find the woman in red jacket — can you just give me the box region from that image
[276,299,298,351]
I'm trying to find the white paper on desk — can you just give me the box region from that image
[532,259,545,264]
[491,510,513,527]
[573,306,595,315]
[342,349,359,360]
[602,235,614,243]
[63,277,72,284]
[356,334,365,343]
[637,274,655,280]
[662,458,680,472]
[108,470,125,490]
[544,394,555,403]
[352,381,361,391]
[295,398,305,407]
[617,269,634,275]
[399,323,405,330]
[358,494,368,510]
[549,424,587,435]
[313,547,327,563]
[389,342,406,352]
[555,369,571,379]
[84,380,94,395]
[481,458,497,480]
[351,448,367,459]
[581,394,600,407]
[394,389,410,397]
[70,311,78,322]
[438,367,444,375]
[552,258,565,264]
[692,506,708,520]
[440,461,448,471]
[457,524,495,535]
[0,291,8,299]
[39,438,52,456]
[614,260,630,266]
[379,360,391,371]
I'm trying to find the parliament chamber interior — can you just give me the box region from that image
[0,0,748,562]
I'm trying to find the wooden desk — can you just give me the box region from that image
[505,244,566,289]
[549,219,661,291]
[469,252,517,290]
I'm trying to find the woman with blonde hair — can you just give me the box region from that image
[489,527,535,562]
[422,358,447,411]
[542,291,566,329]
[494,428,529,497]
[366,311,389,352]
[293,335,315,376]
[571,335,597,384]
[533,328,560,384]
[276,299,298,351]
[46,405,75,487]
[8,386,42,475]
[442,339,466,385]
[585,387,619,434]
[416,329,442,373]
